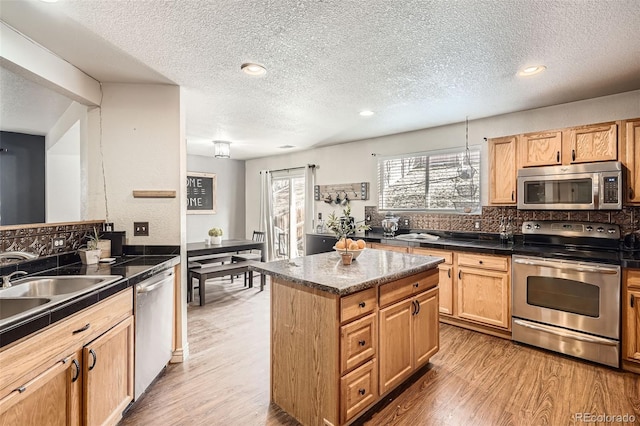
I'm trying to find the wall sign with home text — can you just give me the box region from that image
[187,172,216,214]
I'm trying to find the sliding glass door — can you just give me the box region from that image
[271,170,305,259]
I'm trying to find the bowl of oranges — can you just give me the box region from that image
[333,238,367,259]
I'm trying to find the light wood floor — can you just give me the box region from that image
[120,277,640,426]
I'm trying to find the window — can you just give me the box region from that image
[377,147,481,212]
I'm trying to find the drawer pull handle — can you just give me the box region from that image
[71,359,80,383]
[572,149,576,161]
[88,349,97,371]
[415,300,421,315]
[358,388,366,396]
[358,340,366,346]
[72,323,91,334]
[358,302,366,308]
[556,151,560,162]
[414,283,419,288]
[412,300,418,315]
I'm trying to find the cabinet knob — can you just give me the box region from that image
[358,301,366,308]
[447,269,451,278]
[359,340,366,346]
[413,283,419,288]
[511,191,515,201]
[358,388,366,396]
[556,151,560,162]
[478,260,483,264]
[572,149,576,161]
[458,270,462,280]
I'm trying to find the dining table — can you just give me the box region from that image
[186,239,267,262]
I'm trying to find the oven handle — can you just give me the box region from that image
[513,258,619,274]
[513,319,618,346]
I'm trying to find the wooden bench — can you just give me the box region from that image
[188,260,265,306]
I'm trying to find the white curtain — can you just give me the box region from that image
[259,170,275,261]
[304,165,316,235]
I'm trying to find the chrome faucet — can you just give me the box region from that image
[0,251,39,263]
[1,271,28,288]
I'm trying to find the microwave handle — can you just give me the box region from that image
[592,173,599,210]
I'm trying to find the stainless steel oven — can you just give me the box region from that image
[512,221,621,367]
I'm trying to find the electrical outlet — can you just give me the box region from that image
[52,237,65,249]
[366,215,371,222]
[403,218,410,227]
[134,222,149,236]
[475,221,481,230]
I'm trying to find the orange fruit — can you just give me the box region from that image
[346,238,353,246]
[348,242,359,250]
[356,239,365,249]
[336,240,346,249]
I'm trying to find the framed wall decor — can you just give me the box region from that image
[186,172,216,214]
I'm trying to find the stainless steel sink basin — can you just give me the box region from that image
[1,276,119,298]
[0,275,123,327]
[0,298,51,320]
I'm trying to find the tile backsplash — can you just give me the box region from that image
[0,221,105,257]
[365,206,640,236]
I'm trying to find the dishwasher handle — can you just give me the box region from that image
[136,270,174,294]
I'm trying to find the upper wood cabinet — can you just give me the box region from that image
[566,122,617,164]
[622,119,640,204]
[518,131,563,167]
[488,136,517,205]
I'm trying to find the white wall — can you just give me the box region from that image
[186,154,246,242]
[88,83,182,245]
[245,90,640,235]
[46,120,80,222]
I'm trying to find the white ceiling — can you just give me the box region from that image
[1,0,640,160]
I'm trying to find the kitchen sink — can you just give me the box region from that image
[0,298,51,320]
[0,276,120,298]
[0,275,123,327]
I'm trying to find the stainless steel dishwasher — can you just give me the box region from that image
[134,268,174,400]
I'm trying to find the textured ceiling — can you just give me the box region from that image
[1,0,640,160]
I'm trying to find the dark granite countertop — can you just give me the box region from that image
[252,248,443,296]
[0,254,180,348]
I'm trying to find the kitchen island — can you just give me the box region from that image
[255,249,443,426]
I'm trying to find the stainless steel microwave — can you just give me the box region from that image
[517,161,622,210]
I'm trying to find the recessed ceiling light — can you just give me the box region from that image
[278,145,296,149]
[359,110,375,116]
[518,65,546,76]
[241,63,266,76]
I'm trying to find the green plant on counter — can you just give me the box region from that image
[208,227,223,237]
[325,205,370,253]
[85,227,102,250]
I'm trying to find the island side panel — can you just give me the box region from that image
[271,278,340,426]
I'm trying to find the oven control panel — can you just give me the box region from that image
[522,221,620,239]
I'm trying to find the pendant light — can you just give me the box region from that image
[453,117,479,213]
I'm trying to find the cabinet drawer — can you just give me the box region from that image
[379,269,439,308]
[340,313,376,374]
[370,243,409,253]
[340,359,377,423]
[411,247,453,264]
[457,253,508,272]
[626,269,640,290]
[0,288,133,396]
[341,288,376,323]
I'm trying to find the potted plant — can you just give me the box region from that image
[79,227,102,265]
[208,227,223,245]
[326,205,370,265]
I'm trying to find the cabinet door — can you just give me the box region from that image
[413,287,439,369]
[625,289,640,362]
[623,119,640,203]
[519,131,562,167]
[488,136,517,204]
[438,264,454,315]
[567,123,617,163]
[0,354,81,426]
[457,267,510,329]
[378,299,413,394]
[83,316,134,426]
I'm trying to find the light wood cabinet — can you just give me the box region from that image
[0,289,134,426]
[518,131,563,167]
[488,136,517,205]
[369,243,409,253]
[622,118,640,204]
[378,272,439,395]
[566,122,617,164]
[623,269,640,373]
[271,268,439,425]
[411,248,454,315]
[83,316,134,426]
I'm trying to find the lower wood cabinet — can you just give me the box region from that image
[412,248,454,315]
[623,269,640,373]
[0,289,134,426]
[369,243,409,253]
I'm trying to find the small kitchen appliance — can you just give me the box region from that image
[381,212,399,237]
